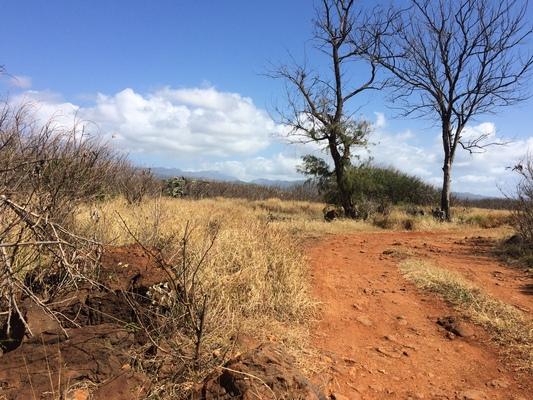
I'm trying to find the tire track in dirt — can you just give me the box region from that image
[307,231,531,400]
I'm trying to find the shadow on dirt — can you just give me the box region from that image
[520,284,533,296]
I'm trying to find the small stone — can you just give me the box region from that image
[454,323,475,338]
[369,384,383,392]
[437,316,475,337]
[459,389,487,400]
[356,315,373,327]
[376,347,402,358]
[487,378,509,389]
[330,393,350,400]
[397,315,408,326]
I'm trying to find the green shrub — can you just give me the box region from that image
[299,157,438,215]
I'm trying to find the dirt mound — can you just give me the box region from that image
[99,244,168,291]
[0,324,149,400]
[195,344,326,400]
[0,245,162,399]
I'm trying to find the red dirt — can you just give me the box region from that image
[0,244,161,400]
[99,244,168,291]
[307,230,532,400]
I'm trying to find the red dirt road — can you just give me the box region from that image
[307,231,532,400]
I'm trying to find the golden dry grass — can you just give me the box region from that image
[400,259,533,372]
[373,206,512,231]
[75,197,317,369]
[72,197,514,349]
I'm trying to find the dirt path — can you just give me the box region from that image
[307,230,532,400]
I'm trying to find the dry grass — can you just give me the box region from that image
[75,197,317,370]
[400,259,533,371]
[373,207,512,231]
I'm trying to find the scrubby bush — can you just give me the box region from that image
[345,165,438,206]
[0,102,158,347]
[299,157,438,218]
[511,156,533,245]
[163,176,321,202]
[498,156,533,268]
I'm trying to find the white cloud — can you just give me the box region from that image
[461,122,496,140]
[202,153,301,181]
[217,119,531,195]
[12,86,278,158]
[365,121,532,196]
[11,91,80,130]
[9,75,32,89]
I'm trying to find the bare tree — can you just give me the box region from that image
[271,0,383,218]
[370,0,533,220]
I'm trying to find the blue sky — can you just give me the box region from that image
[1,0,532,195]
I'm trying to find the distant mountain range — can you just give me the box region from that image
[150,167,237,182]
[150,167,496,199]
[150,167,304,188]
[452,191,499,200]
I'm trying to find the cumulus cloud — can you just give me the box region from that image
[9,91,81,134]
[461,122,496,140]
[202,153,302,181]
[374,112,387,129]
[200,116,531,194]
[12,87,278,158]
[364,119,532,196]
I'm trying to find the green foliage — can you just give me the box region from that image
[299,156,438,208]
[297,155,334,195]
[346,165,438,205]
[165,177,188,198]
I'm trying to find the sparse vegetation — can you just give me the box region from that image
[2,1,531,396]
[271,0,386,218]
[75,196,317,397]
[400,259,533,371]
[163,176,321,202]
[511,156,533,246]
[497,156,533,270]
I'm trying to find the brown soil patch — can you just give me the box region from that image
[0,244,161,400]
[307,230,532,399]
